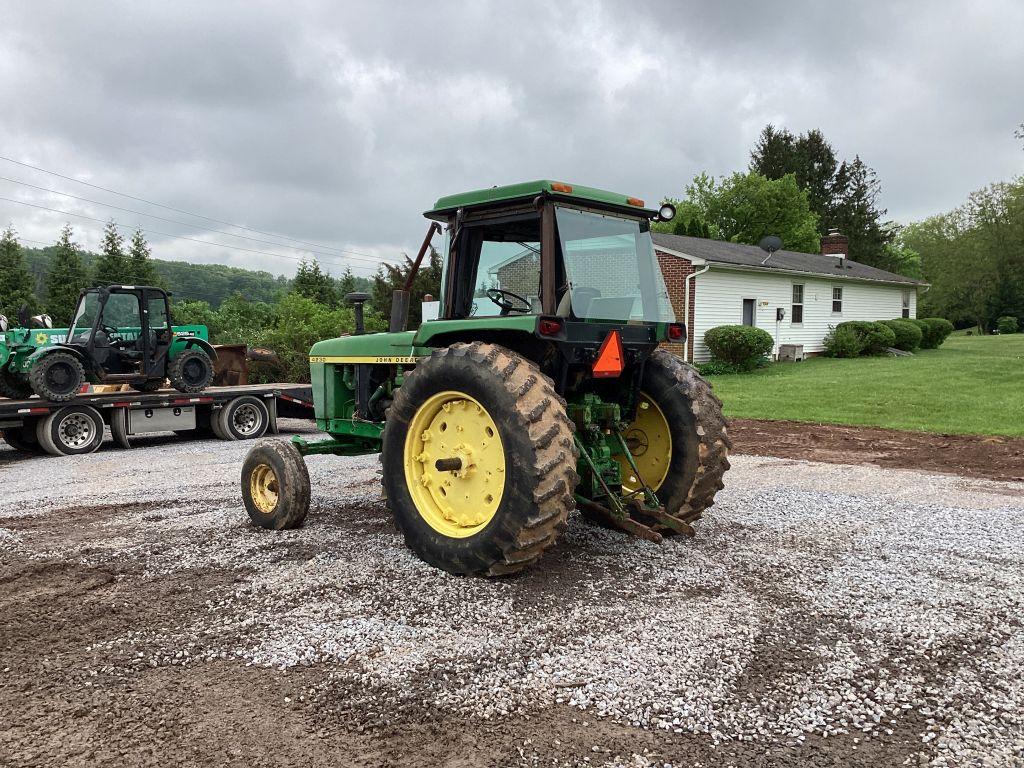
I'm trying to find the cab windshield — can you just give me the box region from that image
[555,206,675,323]
[68,292,100,341]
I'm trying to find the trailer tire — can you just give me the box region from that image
[110,408,132,449]
[0,370,33,400]
[219,396,269,440]
[35,405,104,456]
[29,352,85,402]
[169,349,214,393]
[241,439,310,530]
[210,406,232,440]
[1,422,45,454]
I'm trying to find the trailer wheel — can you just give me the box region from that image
[169,349,214,393]
[241,439,310,530]
[218,396,269,440]
[1,422,45,454]
[29,352,85,402]
[110,408,133,449]
[35,405,104,456]
[0,370,33,400]
[209,406,231,440]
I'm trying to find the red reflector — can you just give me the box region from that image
[538,318,563,336]
[592,330,625,378]
[667,323,685,341]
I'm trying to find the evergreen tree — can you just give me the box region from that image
[127,228,161,286]
[0,226,39,319]
[337,267,357,299]
[827,156,889,266]
[92,220,130,286]
[369,248,442,328]
[45,224,89,324]
[292,258,337,306]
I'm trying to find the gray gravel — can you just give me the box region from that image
[2,424,1023,766]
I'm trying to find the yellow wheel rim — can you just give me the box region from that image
[250,463,279,514]
[618,392,672,494]
[404,390,506,539]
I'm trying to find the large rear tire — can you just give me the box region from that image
[615,350,730,527]
[168,349,213,393]
[241,439,310,530]
[28,352,85,402]
[381,342,577,577]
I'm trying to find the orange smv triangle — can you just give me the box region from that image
[592,330,624,378]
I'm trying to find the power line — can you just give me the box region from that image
[0,174,394,269]
[0,154,378,258]
[0,196,382,277]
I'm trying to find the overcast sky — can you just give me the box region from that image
[1,1,1021,278]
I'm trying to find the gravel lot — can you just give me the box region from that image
[2,421,1023,767]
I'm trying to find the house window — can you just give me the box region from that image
[791,284,804,324]
[902,290,911,318]
[832,286,843,314]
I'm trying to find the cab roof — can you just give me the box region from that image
[426,180,658,219]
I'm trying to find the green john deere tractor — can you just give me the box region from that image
[0,285,216,401]
[241,180,730,575]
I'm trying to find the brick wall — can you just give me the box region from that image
[656,249,696,361]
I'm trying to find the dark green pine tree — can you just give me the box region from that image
[292,258,338,306]
[337,267,357,299]
[127,228,161,286]
[92,220,131,286]
[45,224,89,325]
[0,226,39,319]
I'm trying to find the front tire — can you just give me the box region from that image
[241,439,310,530]
[0,369,33,400]
[381,342,577,577]
[29,352,85,402]
[169,349,213,393]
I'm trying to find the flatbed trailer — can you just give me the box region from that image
[0,384,313,457]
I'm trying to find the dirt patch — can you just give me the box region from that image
[729,418,1024,482]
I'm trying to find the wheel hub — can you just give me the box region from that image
[249,463,279,514]
[404,391,505,537]
[617,394,672,494]
[57,412,96,449]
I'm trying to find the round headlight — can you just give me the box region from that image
[658,203,676,222]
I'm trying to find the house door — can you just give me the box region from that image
[742,298,756,326]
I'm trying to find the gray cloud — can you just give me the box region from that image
[1,0,1021,277]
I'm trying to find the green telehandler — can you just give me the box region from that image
[240,180,730,575]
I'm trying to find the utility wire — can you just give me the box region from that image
[0,196,381,277]
[0,154,377,258]
[0,175,393,269]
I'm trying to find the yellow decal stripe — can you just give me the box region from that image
[309,355,420,364]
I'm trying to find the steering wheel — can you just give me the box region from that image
[486,288,531,316]
[99,323,124,346]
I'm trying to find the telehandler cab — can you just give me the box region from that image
[2,285,216,402]
[241,180,730,575]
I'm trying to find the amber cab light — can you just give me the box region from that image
[666,323,685,341]
[626,196,645,207]
[550,182,574,193]
[538,318,563,336]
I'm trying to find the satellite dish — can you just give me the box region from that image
[758,235,782,254]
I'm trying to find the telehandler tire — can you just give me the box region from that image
[380,342,577,577]
[614,350,730,528]
[241,439,310,530]
[0,370,33,400]
[169,349,214,393]
[28,351,85,402]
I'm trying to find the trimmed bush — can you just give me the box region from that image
[881,319,923,351]
[703,325,774,371]
[996,315,1019,334]
[823,324,865,358]
[695,359,740,376]
[914,317,954,348]
[835,320,897,355]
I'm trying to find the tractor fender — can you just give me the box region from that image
[26,344,89,367]
[172,336,218,361]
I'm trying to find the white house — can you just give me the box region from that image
[652,230,926,362]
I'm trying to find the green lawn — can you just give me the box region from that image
[705,334,1024,437]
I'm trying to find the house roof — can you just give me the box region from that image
[652,233,924,286]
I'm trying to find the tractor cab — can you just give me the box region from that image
[67,286,175,379]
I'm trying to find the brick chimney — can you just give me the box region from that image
[821,228,849,268]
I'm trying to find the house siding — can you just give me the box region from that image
[689,266,917,362]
